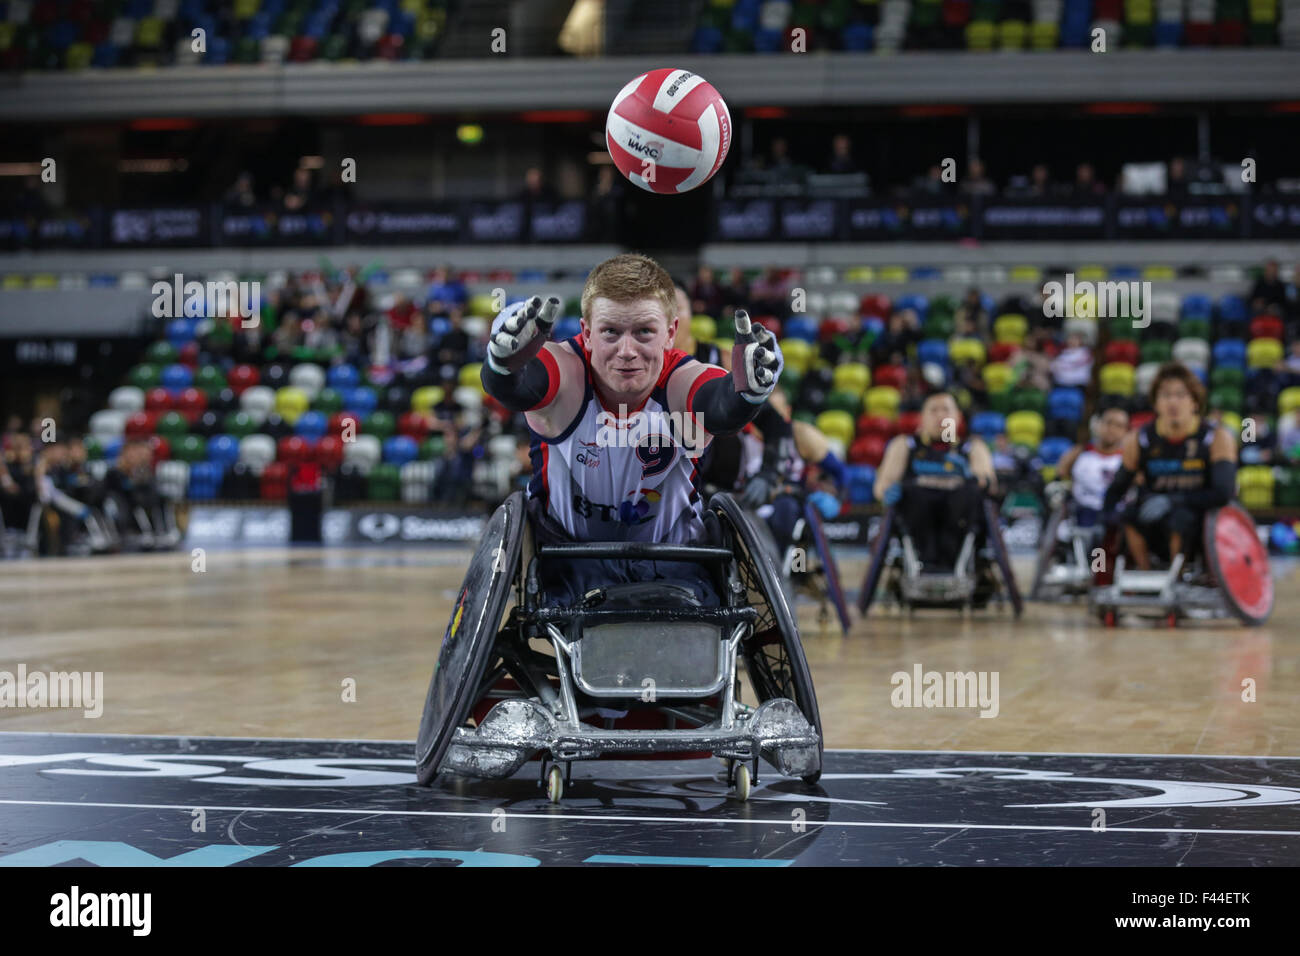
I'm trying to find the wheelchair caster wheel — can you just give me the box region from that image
[546,766,563,804]
[1165,612,1178,629]
[732,763,751,802]
[1103,610,1116,628]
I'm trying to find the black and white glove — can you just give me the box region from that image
[730,309,783,404]
[486,295,561,375]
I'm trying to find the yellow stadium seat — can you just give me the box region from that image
[966,21,995,50]
[993,314,1028,344]
[982,362,1014,392]
[949,337,987,366]
[0,24,14,50]
[1247,337,1283,369]
[411,385,444,413]
[1030,21,1059,49]
[815,411,855,448]
[832,362,871,394]
[865,386,901,418]
[780,338,815,375]
[1142,265,1175,281]
[458,362,484,390]
[1237,465,1274,509]
[877,266,909,283]
[714,339,734,356]
[690,316,716,342]
[1006,410,1045,447]
[1279,386,1300,417]
[1100,362,1137,396]
[274,386,310,425]
[1008,265,1040,282]
[29,273,57,289]
[1217,411,1242,438]
[467,293,497,317]
[998,19,1027,49]
[844,267,875,282]
[234,0,260,19]
[1076,265,1107,282]
[65,41,93,68]
[2,274,25,290]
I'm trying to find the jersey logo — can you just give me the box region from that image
[636,434,677,478]
[575,438,602,469]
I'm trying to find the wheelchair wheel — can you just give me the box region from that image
[1030,502,1066,600]
[415,491,525,785]
[1204,503,1273,626]
[711,493,823,784]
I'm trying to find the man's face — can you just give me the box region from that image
[583,296,676,407]
[1155,379,1196,425]
[920,395,958,439]
[1097,410,1129,449]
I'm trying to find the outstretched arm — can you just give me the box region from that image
[480,296,584,438]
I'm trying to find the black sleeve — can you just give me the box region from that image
[1102,465,1136,512]
[1179,460,1236,511]
[752,402,794,473]
[480,356,555,413]
[694,375,765,437]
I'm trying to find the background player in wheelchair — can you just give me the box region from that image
[1091,361,1273,626]
[860,390,1022,615]
[415,254,823,801]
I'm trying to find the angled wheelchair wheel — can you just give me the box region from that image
[710,493,823,784]
[1204,503,1273,626]
[803,499,851,635]
[982,498,1024,618]
[1030,502,1066,600]
[857,506,896,616]
[415,491,525,785]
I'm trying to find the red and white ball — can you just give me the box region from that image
[605,68,732,195]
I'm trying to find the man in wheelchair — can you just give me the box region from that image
[414,254,822,800]
[1091,361,1271,626]
[1100,363,1235,574]
[861,390,1022,614]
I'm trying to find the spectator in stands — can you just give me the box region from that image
[956,287,990,339]
[952,358,987,411]
[224,171,258,208]
[961,157,997,197]
[1165,157,1189,198]
[749,267,790,315]
[826,134,860,175]
[1004,163,1053,199]
[1284,339,1300,381]
[689,265,726,316]
[911,164,948,196]
[1013,328,1053,392]
[518,167,558,204]
[431,312,470,367]
[425,266,468,317]
[271,313,305,354]
[870,309,922,366]
[1278,408,1300,462]
[765,138,805,187]
[281,166,319,211]
[1250,259,1288,315]
[1051,330,1094,387]
[720,268,750,312]
[591,165,624,242]
[0,432,37,545]
[1072,162,1107,197]
[339,311,372,367]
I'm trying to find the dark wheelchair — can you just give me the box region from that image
[856,479,1023,618]
[745,491,852,636]
[415,491,823,803]
[1089,501,1273,628]
[1029,483,1102,601]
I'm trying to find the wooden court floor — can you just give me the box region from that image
[2,547,1298,756]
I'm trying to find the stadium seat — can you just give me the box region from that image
[981,362,1015,393]
[1037,436,1074,465]
[1100,362,1137,396]
[1247,338,1283,369]
[238,434,276,475]
[1006,410,1046,447]
[1213,339,1247,369]
[971,410,1006,440]
[865,386,901,418]
[1171,338,1210,370]
[1237,464,1274,508]
[993,314,1028,344]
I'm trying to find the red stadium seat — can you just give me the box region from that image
[145,387,173,412]
[819,316,854,341]
[856,414,897,439]
[328,412,360,436]
[1094,0,1123,19]
[316,435,345,470]
[277,436,314,465]
[1185,22,1214,45]
[398,411,431,441]
[1130,411,1155,431]
[942,0,971,26]
[290,461,322,493]
[754,315,782,338]
[147,435,171,463]
[289,36,319,62]
[849,434,887,467]
[227,364,260,395]
[897,410,922,435]
[1215,21,1246,46]
[178,341,200,367]
[125,411,159,440]
[873,364,907,390]
[176,387,207,423]
[987,342,1019,363]
[1250,315,1283,340]
[1103,340,1139,365]
[375,33,405,60]
[261,461,289,500]
[860,294,891,319]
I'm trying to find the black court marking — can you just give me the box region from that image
[1,733,1298,866]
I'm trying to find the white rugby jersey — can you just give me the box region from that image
[1071,444,1123,511]
[527,336,726,543]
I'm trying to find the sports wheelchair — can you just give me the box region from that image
[1029,485,1101,601]
[748,492,852,636]
[857,486,1023,618]
[415,491,823,803]
[1089,502,1273,628]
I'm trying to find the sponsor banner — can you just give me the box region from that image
[979,198,1108,240]
[1114,196,1241,239]
[218,205,337,246]
[0,211,99,250]
[844,199,970,241]
[1247,197,1300,238]
[106,206,207,247]
[185,506,485,546]
[343,203,463,244]
[713,199,777,241]
[778,199,839,240]
[466,201,526,242]
[529,200,588,242]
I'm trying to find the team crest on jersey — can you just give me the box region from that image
[575,438,602,469]
[619,487,661,526]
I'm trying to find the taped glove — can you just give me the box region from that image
[882,482,903,506]
[739,471,776,509]
[808,489,841,520]
[486,295,561,375]
[730,310,783,404]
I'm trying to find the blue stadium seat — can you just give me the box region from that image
[842,22,873,50]
[208,434,240,468]
[554,318,582,342]
[862,317,886,338]
[846,464,876,505]
[909,266,942,280]
[1217,295,1247,323]
[1213,339,1247,369]
[971,410,1005,440]
[917,339,949,365]
[691,26,725,52]
[383,435,418,466]
[344,386,378,415]
[1038,436,1074,466]
[784,316,819,343]
[429,316,453,342]
[161,364,193,390]
[1154,22,1183,47]
[1181,293,1212,319]
[328,364,360,389]
[754,28,783,52]
[1109,265,1141,279]
[893,294,929,320]
[1047,386,1085,423]
[188,462,224,500]
[104,437,124,462]
[167,319,196,348]
[296,411,328,439]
